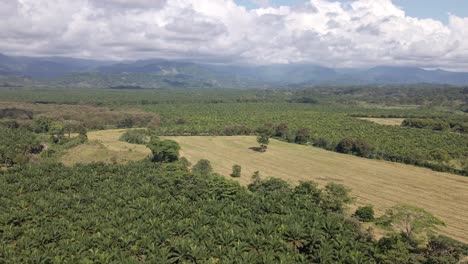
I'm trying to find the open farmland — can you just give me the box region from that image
[61,129,151,165]
[165,135,468,243]
[357,117,405,126]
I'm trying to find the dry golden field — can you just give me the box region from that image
[165,136,468,243]
[61,129,151,165]
[357,117,405,126]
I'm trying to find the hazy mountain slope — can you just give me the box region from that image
[1,53,468,87]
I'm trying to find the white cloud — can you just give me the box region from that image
[0,0,467,70]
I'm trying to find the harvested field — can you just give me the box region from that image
[165,136,468,243]
[357,117,405,126]
[61,129,151,165]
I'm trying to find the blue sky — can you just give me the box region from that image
[235,0,468,23]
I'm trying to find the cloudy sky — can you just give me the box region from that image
[1,0,468,70]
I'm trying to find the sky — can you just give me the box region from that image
[236,0,468,23]
[1,0,468,70]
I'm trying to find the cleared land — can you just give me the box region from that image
[61,129,151,165]
[357,117,405,126]
[165,136,468,243]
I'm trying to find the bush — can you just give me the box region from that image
[116,116,135,128]
[119,129,149,144]
[146,138,180,163]
[320,182,354,212]
[248,177,291,194]
[274,123,289,138]
[354,206,375,222]
[223,125,252,136]
[192,159,213,176]
[336,138,374,158]
[313,137,332,149]
[230,164,241,177]
[294,128,310,144]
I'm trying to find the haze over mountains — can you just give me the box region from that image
[1,53,468,88]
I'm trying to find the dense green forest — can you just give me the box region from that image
[1,160,467,263]
[0,86,467,174]
[1,85,468,262]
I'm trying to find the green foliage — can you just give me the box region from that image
[1,87,466,174]
[119,129,149,144]
[377,205,445,239]
[336,138,374,158]
[375,234,411,264]
[177,157,192,171]
[0,162,466,263]
[320,182,354,213]
[256,134,270,152]
[354,206,375,222]
[49,122,65,144]
[192,159,213,176]
[116,116,134,128]
[146,138,180,163]
[294,128,310,144]
[32,116,52,133]
[0,127,42,167]
[293,181,322,205]
[248,176,291,194]
[312,137,333,150]
[230,164,241,178]
[401,118,468,134]
[274,123,289,138]
[75,124,87,139]
[424,235,468,264]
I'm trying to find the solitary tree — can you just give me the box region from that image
[379,205,445,239]
[192,159,213,176]
[256,135,269,152]
[231,164,242,178]
[146,138,180,163]
[354,205,375,222]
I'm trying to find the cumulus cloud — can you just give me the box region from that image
[1,0,467,70]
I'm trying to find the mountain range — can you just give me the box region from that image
[1,53,468,88]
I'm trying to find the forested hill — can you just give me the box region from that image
[2,53,468,88]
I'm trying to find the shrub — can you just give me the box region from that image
[116,116,135,128]
[119,129,149,144]
[146,138,180,163]
[248,177,291,194]
[230,164,241,177]
[223,124,252,136]
[354,206,375,222]
[336,138,374,158]
[192,159,213,176]
[294,128,310,144]
[274,123,289,138]
[313,137,332,149]
[320,182,354,212]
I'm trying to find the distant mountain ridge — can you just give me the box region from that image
[1,53,468,87]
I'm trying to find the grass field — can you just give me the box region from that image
[357,117,405,126]
[60,129,468,242]
[165,136,468,243]
[61,129,151,165]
